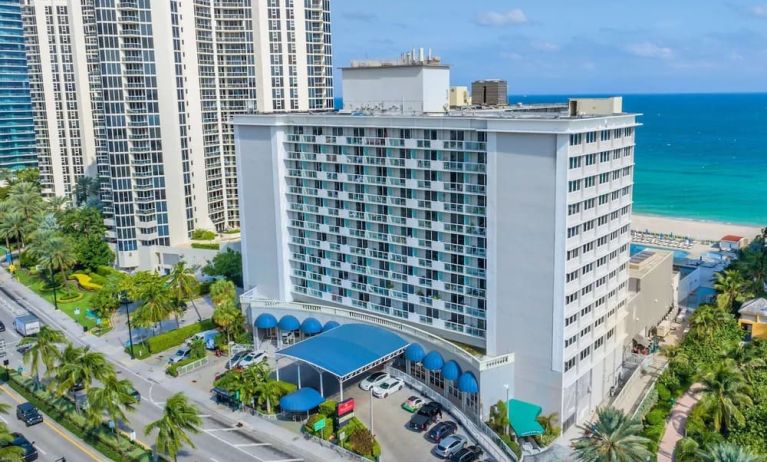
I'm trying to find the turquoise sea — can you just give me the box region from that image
[334,93,767,226]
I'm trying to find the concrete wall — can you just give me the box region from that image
[625,251,674,340]
[342,65,449,113]
[675,265,701,307]
[487,131,563,417]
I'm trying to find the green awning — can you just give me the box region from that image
[507,399,544,437]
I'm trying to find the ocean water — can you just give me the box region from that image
[334,93,767,226]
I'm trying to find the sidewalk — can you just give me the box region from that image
[657,384,703,462]
[0,268,351,462]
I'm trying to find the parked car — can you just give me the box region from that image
[16,403,43,427]
[0,320,5,332]
[167,346,191,364]
[225,350,249,370]
[127,385,141,403]
[14,315,40,337]
[236,350,266,368]
[433,434,467,458]
[4,433,38,461]
[189,329,219,350]
[359,371,389,391]
[449,445,483,462]
[426,420,458,443]
[372,377,403,398]
[407,401,443,432]
[402,396,425,413]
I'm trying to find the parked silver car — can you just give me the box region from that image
[433,435,467,458]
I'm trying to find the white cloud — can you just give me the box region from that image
[475,9,528,26]
[750,4,767,16]
[531,41,560,52]
[624,42,674,59]
[500,51,523,60]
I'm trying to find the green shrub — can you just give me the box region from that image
[645,409,666,426]
[198,280,212,296]
[139,319,215,357]
[347,428,376,457]
[191,229,216,240]
[166,354,207,377]
[70,272,103,290]
[223,228,240,234]
[86,272,107,285]
[656,383,672,402]
[192,242,220,250]
[500,434,521,457]
[275,380,298,395]
[642,422,665,443]
[318,399,337,417]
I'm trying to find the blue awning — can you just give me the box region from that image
[255,313,277,329]
[404,343,425,362]
[442,360,462,381]
[301,317,322,335]
[279,388,325,413]
[323,321,340,331]
[278,315,300,331]
[423,351,444,371]
[507,399,545,437]
[458,371,478,393]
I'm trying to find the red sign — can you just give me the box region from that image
[337,398,355,417]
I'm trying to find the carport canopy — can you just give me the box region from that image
[275,323,408,382]
[507,398,545,437]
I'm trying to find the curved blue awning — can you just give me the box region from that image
[254,313,277,329]
[404,343,425,362]
[422,351,444,371]
[323,320,340,332]
[442,360,462,381]
[279,387,325,413]
[458,371,479,393]
[278,315,300,331]
[301,317,323,335]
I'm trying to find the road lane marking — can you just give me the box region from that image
[34,444,47,455]
[1,384,108,462]
[234,443,270,447]
[202,429,267,461]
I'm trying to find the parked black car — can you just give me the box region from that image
[0,320,5,332]
[16,403,43,427]
[426,421,458,443]
[4,433,38,461]
[449,445,483,462]
[407,401,442,431]
[127,386,141,403]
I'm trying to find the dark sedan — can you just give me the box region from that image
[407,401,442,431]
[426,420,458,443]
[16,403,43,427]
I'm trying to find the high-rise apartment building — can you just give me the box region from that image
[20,0,334,269]
[0,0,36,171]
[235,60,637,428]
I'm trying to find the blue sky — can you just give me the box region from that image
[332,0,767,95]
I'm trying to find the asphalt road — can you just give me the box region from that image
[0,383,103,462]
[0,277,308,462]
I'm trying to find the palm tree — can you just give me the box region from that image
[714,270,747,312]
[661,344,689,369]
[0,391,23,461]
[212,299,241,352]
[675,437,700,462]
[690,305,731,338]
[53,345,114,396]
[132,275,174,331]
[571,406,652,462]
[739,247,767,297]
[28,233,76,288]
[167,261,201,322]
[144,393,202,462]
[0,210,27,267]
[210,279,236,307]
[0,201,12,252]
[699,360,753,434]
[18,326,66,386]
[699,442,765,462]
[86,375,138,450]
[8,181,43,223]
[253,379,283,414]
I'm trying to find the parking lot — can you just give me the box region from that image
[346,374,478,462]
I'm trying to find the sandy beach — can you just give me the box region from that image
[632,214,763,242]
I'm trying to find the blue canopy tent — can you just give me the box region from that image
[422,351,444,371]
[278,315,300,331]
[279,387,325,413]
[457,371,478,393]
[404,343,425,362]
[253,313,278,348]
[300,317,323,335]
[323,320,340,332]
[441,360,461,381]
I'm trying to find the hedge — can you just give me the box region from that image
[191,242,220,250]
[5,372,162,462]
[191,229,216,240]
[128,319,215,359]
[70,273,103,291]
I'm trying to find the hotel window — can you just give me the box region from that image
[600,130,611,141]
[565,357,576,372]
[583,220,594,231]
[569,156,582,169]
[565,335,577,348]
[569,134,583,145]
[585,154,596,165]
[584,199,595,210]
[594,337,604,350]
[595,315,605,327]
[567,248,580,260]
[566,292,579,304]
[600,152,610,162]
[607,328,615,339]
[580,346,591,360]
[568,203,581,216]
[568,180,581,192]
[565,314,578,326]
[429,370,444,389]
[586,132,597,143]
[624,127,634,137]
[613,129,622,138]
[567,226,580,238]
[584,176,596,188]
[580,305,592,317]
[581,284,593,296]
[566,270,579,283]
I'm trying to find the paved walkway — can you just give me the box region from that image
[657,384,703,462]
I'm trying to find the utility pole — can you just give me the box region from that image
[121,291,135,359]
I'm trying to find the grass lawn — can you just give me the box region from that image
[14,268,108,333]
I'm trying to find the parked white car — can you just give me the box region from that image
[359,372,390,391]
[237,350,266,368]
[372,377,404,398]
[168,346,191,364]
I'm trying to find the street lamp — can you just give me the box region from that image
[120,291,135,359]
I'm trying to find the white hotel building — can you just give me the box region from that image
[20,0,333,269]
[235,56,638,430]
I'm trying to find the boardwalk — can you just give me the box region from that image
[657,384,703,462]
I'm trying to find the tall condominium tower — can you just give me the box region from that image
[235,59,637,429]
[21,0,100,197]
[20,0,334,269]
[0,0,36,171]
